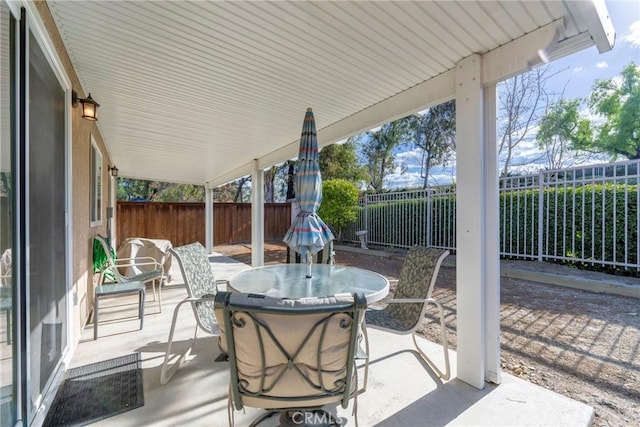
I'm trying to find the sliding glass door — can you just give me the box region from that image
[0,3,70,424]
[0,2,16,425]
[27,28,67,418]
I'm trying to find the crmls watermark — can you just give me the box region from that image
[290,410,334,425]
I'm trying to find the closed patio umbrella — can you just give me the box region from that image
[283,108,334,278]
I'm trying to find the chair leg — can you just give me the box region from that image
[361,320,370,393]
[94,296,100,340]
[6,308,12,345]
[412,299,451,380]
[157,278,162,312]
[160,299,197,384]
[145,278,162,312]
[150,279,157,302]
[139,288,145,330]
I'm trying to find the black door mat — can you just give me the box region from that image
[43,353,144,427]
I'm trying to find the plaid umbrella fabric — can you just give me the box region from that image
[283,108,334,272]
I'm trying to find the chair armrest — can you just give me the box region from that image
[112,259,163,270]
[114,256,162,266]
[114,256,158,263]
[381,298,430,304]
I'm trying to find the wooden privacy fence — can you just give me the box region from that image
[116,202,291,247]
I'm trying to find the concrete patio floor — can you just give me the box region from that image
[64,253,594,427]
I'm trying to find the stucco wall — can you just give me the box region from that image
[36,0,112,346]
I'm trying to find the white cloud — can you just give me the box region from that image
[623,20,640,47]
[572,67,583,73]
[384,149,459,189]
[596,61,608,68]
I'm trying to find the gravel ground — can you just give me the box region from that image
[214,242,640,427]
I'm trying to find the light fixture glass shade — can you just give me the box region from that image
[80,93,99,121]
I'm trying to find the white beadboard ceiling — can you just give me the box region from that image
[47,1,614,186]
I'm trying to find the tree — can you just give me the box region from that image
[285,161,295,201]
[117,178,204,202]
[319,140,367,185]
[212,182,239,202]
[585,62,640,159]
[210,178,251,202]
[318,179,359,242]
[498,66,559,176]
[410,100,456,188]
[153,184,204,202]
[117,178,153,201]
[355,116,413,191]
[233,176,251,202]
[536,99,593,170]
[263,166,278,203]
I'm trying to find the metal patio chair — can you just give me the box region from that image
[160,242,228,384]
[362,246,451,387]
[93,234,164,311]
[215,291,366,427]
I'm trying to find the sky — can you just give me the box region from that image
[384,0,640,190]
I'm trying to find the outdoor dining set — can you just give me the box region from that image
[91,109,451,426]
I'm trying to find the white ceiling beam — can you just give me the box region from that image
[209,71,456,186]
[207,163,255,188]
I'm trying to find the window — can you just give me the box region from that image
[90,135,102,225]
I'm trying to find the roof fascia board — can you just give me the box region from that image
[482,19,563,86]
[567,0,615,53]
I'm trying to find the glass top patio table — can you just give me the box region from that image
[228,264,389,303]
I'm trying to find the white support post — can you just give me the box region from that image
[251,160,265,267]
[455,54,487,389]
[483,83,502,385]
[205,185,213,253]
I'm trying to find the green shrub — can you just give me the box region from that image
[347,183,639,276]
[319,179,359,241]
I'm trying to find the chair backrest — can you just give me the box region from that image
[170,242,219,334]
[215,291,366,411]
[388,247,449,327]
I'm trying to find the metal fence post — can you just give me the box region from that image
[537,170,544,262]
[364,194,369,236]
[426,188,432,247]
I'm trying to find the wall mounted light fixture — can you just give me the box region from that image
[72,90,100,121]
[110,165,119,177]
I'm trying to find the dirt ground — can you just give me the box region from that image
[214,242,640,427]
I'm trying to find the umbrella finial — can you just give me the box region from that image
[307,107,312,112]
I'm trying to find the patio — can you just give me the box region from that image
[2,2,618,424]
[58,253,594,427]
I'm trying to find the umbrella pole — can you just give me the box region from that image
[306,251,312,278]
